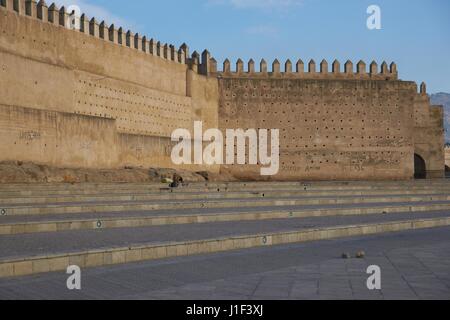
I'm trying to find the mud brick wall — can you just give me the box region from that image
[0,2,443,179]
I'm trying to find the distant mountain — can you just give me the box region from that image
[430,92,450,144]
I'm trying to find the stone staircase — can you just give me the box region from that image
[1,180,450,278]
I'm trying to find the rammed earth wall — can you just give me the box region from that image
[0,1,444,180]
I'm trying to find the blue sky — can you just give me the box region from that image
[55,0,450,93]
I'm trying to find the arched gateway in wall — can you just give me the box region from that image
[414,154,427,179]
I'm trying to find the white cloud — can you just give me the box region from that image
[231,0,302,9]
[208,0,303,10]
[53,0,134,30]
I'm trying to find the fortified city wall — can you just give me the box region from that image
[214,59,444,180]
[0,1,219,172]
[0,1,444,180]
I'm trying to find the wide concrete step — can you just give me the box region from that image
[2,180,450,197]
[5,185,450,199]
[3,188,450,205]
[1,201,450,235]
[0,181,351,192]
[1,211,449,278]
[3,179,450,190]
[3,193,450,216]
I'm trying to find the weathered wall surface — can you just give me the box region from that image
[0,102,219,170]
[0,104,119,168]
[216,59,443,180]
[0,3,219,172]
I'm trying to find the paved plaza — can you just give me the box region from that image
[1,226,449,300]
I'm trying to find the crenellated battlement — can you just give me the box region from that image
[0,0,189,65]
[1,2,401,81]
[214,58,399,80]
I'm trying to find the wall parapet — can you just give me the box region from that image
[215,58,399,80]
[0,0,189,65]
[187,49,218,76]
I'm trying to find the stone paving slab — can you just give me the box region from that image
[1,226,449,300]
[1,211,450,261]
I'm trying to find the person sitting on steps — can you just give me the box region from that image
[170,173,183,188]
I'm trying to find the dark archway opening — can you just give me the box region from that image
[414,154,426,179]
